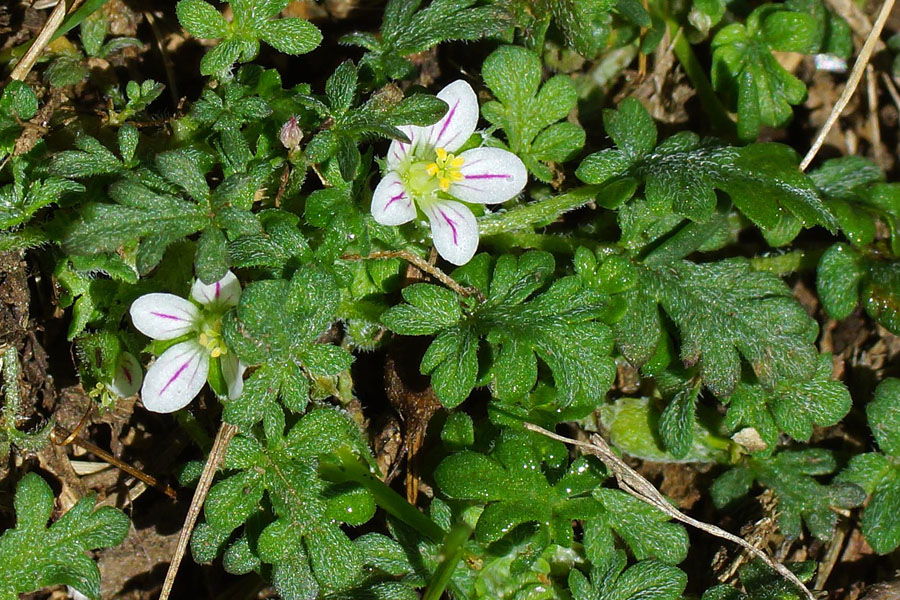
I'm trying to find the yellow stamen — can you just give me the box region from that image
[427,147,464,193]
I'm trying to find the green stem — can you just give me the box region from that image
[477,186,604,237]
[422,520,474,600]
[749,248,824,275]
[320,450,446,542]
[660,15,736,139]
[481,232,610,254]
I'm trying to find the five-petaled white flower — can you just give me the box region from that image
[129,271,245,413]
[371,80,528,265]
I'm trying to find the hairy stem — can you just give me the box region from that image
[481,232,611,254]
[478,185,604,236]
[321,450,446,542]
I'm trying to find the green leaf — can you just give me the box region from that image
[868,378,900,457]
[382,252,616,408]
[257,18,322,55]
[0,81,38,120]
[0,177,83,230]
[344,0,512,84]
[381,283,462,335]
[325,61,358,115]
[50,135,125,177]
[817,244,900,335]
[201,39,247,77]
[817,244,864,320]
[704,560,815,600]
[658,377,700,459]
[435,430,608,548]
[80,8,107,57]
[569,551,687,600]
[198,409,373,598]
[177,0,229,39]
[553,0,619,58]
[578,102,833,235]
[724,354,850,450]
[594,489,690,564]
[63,177,211,273]
[196,227,229,285]
[617,258,819,398]
[712,449,865,540]
[711,2,832,140]
[0,473,129,600]
[810,157,900,250]
[482,45,584,182]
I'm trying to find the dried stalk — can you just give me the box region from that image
[341,250,485,302]
[523,422,817,600]
[159,422,237,600]
[9,0,67,82]
[800,0,896,171]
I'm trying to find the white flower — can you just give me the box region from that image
[106,351,143,398]
[129,271,245,413]
[371,79,528,265]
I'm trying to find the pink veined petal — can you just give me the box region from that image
[422,199,479,266]
[220,353,246,400]
[386,125,417,170]
[371,171,417,226]
[130,293,200,340]
[450,147,528,205]
[424,80,479,153]
[140,340,209,413]
[108,352,143,398]
[191,270,242,309]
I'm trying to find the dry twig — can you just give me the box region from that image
[160,422,237,600]
[523,422,817,600]
[52,424,178,500]
[800,0,896,171]
[9,0,67,82]
[341,250,485,302]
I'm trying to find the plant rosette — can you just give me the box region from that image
[371,79,528,265]
[129,271,246,413]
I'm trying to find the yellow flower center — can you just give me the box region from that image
[197,320,228,358]
[425,147,464,192]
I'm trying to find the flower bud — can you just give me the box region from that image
[280,116,303,151]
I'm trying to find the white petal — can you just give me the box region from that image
[130,293,199,340]
[423,199,479,266]
[191,270,241,309]
[386,125,416,170]
[371,171,416,226]
[221,353,246,400]
[450,147,528,205]
[140,341,209,413]
[424,80,479,153]
[108,352,143,398]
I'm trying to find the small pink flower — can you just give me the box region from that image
[371,80,527,265]
[129,271,245,413]
[280,115,303,151]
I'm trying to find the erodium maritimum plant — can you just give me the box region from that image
[371,79,527,265]
[129,271,245,412]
